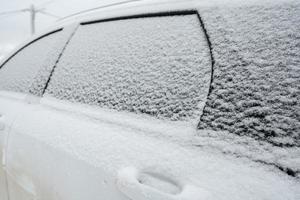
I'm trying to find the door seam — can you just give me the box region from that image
[42,24,79,95]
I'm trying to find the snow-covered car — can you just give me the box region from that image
[0,0,299,199]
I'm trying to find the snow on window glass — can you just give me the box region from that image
[198,3,300,147]
[0,30,63,95]
[46,14,211,121]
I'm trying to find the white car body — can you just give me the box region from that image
[0,0,299,199]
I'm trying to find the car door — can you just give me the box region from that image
[5,11,213,200]
[0,25,77,200]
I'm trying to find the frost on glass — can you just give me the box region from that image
[46,15,211,121]
[0,30,63,95]
[198,3,300,147]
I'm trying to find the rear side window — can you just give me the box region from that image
[45,13,211,121]
[0,30,62,95]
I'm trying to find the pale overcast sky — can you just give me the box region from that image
[0,0,122,60]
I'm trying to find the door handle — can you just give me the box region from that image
[116,167,212,200]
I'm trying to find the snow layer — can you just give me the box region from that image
[0,31,63,95]
[46,14,211,121]
[42,96,300,177]
[6,95,299,200]
[198,2,300,147]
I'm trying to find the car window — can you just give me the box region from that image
[45,13,211,121]
[198,4,300,146]
[0,30,63,95]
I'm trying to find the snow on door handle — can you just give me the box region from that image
[116,167,213,200]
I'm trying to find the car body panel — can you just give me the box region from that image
[3,96,299,200]
[0,92,28,200]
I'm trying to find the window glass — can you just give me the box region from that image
[198,4,300,146]
[0,30,62,95]
[46,14,211,121]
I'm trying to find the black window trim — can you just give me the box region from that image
[81,10,200,25]
[41,25,79,95]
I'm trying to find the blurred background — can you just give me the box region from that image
[0,0,136,61]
